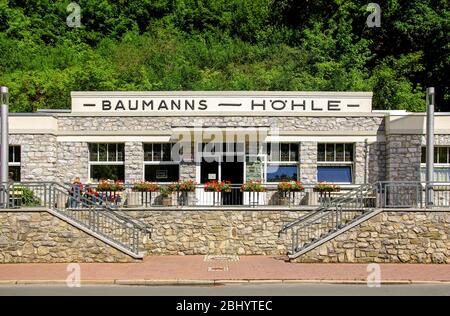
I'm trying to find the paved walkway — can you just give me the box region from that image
[0,256,449,284]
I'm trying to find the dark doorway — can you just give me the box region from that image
[200,160,219,184]
[221,159,244,205]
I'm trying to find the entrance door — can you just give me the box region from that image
[221,159,244,205]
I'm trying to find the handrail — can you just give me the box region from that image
[279,183,377,234]
[1,181,151,257]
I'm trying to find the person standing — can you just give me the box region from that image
[69,177,83,208]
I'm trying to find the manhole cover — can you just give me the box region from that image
[207,266,229,272]
[204,255,239,262]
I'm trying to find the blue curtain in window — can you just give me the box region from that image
[318,167,352,183]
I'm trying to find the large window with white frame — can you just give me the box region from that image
[88,143,125,181]
[265,143,299,182]
[9,145,21,181]
[421,146,450,181]
[317,143,354,183]
[144,143,180,182]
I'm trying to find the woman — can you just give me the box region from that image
[69,177,83,208]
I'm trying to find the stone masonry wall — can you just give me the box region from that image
[300,142,317,183]
[368,141,386,183]
[9,135,58,182]
[354,141,367,184]
[56,142,89,183]
[125,142,144,182]
[1,210,448,263]
[386,135,422,181]
[0,211,136,263]
[57,116,385,133]
[293,211,450,263]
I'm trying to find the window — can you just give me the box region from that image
[145,165,179,182]
[266,143,299,182]
[144,143,180,182]
[317,143,354,183]
[267,143,298,162]
[267,165,298,182]
[9,145,20,181]
[88,143,125,181]
[421,146,450,181]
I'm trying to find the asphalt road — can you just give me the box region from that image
[0,284,449,296]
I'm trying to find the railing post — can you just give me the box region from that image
[426,87,435,206]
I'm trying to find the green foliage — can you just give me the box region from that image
[0,0,448,111]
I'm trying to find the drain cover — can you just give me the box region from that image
[204,255,240,262]
[207,266,229,272]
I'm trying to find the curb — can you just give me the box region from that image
[1,279,450,286]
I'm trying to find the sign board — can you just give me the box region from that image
[71,92,373,115]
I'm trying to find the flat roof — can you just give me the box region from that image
[71,91,374,97]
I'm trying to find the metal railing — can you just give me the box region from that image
[279,181,450,258]
[61,182,361,208]
[1,182,151,257]
[279,183,381,256]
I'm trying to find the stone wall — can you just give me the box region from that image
[9,135,58,182]
[1,210,449,263]
[386,135,422,181]
[368,141,386,183]
[0,211,136,263]
[57,116,384,133]
[354,141,367,184]
[293,211,450,263]
[56,142,89,183]
[300,142,317,183]
[125,142,144,182]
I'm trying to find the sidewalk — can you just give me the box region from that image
[1,256,449,285]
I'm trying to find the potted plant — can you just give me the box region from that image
[96,179,125,205]
[277,181,304,205]
[169,180,196,206]
[241,180,266,206]
[159,185,173,206]
[314,182,341,206]
[313,182,340,193]
[131,181,159,207]
[204,180,232,206]
[204,180,231,192]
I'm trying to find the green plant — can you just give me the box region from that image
[204,180,231,192]
[277,181,304,192]
[96,179,124,192]
[240,180,266,192]
[132,181,159,192]
[16,186,41,206]
[158,185,172,198]
[313,182,340,192]
[170,180,196,192]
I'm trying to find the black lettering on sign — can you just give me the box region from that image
[102,100,111,110]
[128,100,138,110]
[142,100,153,110]
[291,100,306,111]
[347,104,360,108]
[328,100,341,111]
[158,100,169,110]
[185,99,195,111]
[271,100,286,110]
[171,100,181,110]
[251,100,265,110]
[311,100,323,111]
[198,99,208,110]
[115,100,125,110]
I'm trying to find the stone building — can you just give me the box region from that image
[1,91,450,264]
[7,91,450,186]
